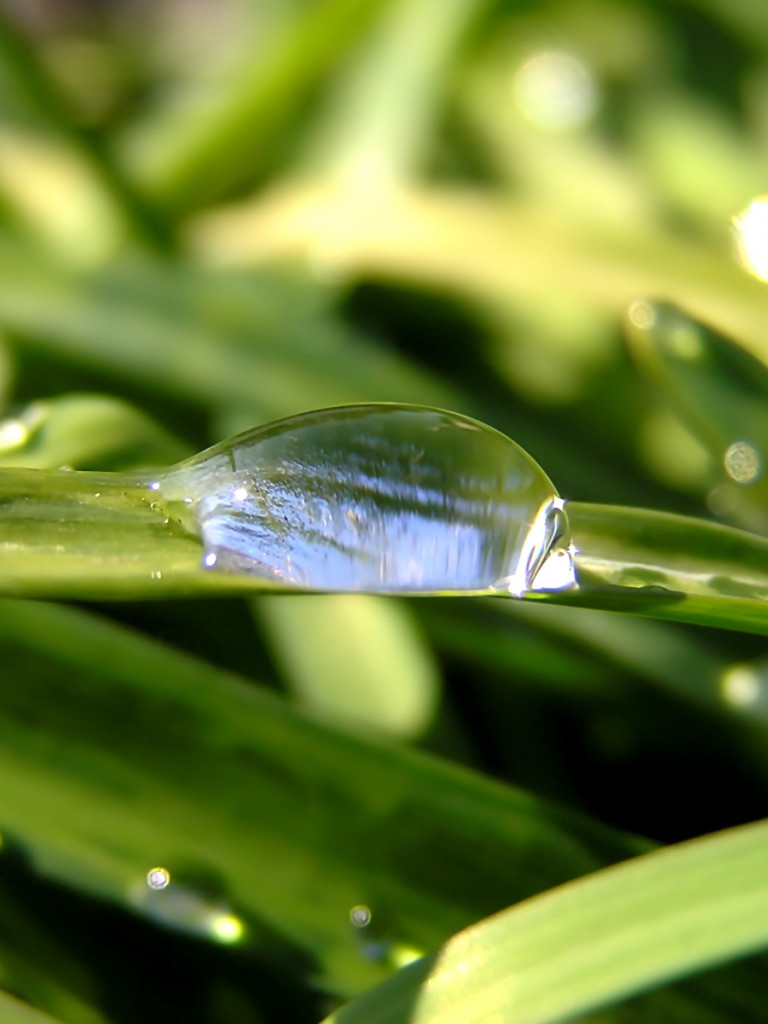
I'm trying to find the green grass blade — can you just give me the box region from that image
[0,236,454,419]
[255,594,441,738]
[0,599,644,997]
[322,817,768,1024]
[0,394,187,470]
[125,0,391,212]
[303,0,485,184]
[0,991,69,1024]
[544,500,768,635]
[626,301,768,533]
[192,186,768,369]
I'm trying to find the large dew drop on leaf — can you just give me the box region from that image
[156,405,575,596]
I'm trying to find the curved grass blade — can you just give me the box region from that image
[322,818,768,1024]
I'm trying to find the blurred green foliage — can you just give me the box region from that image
[3,1,768,1021]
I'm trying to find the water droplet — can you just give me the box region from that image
[147,866,170,890]
[155,406,575,597]
[350,904,372,928]
[724,441,761,484]
[132,867,246,944]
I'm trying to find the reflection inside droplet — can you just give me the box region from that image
[513,50,597,132]
[733,196,768,282]
[156,405,576,598]
[724,441,761,484]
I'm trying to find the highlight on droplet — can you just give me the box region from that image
[724,440,761,484]
[513,50,597,132]
[147,866,171,890]
[733,196,768,281]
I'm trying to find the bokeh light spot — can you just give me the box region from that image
[627,299,656,331]
[210,912,245,944]
[513,51,597,132]
[724,441,761,484]
[720,666,760,707]
[733,197,768,281]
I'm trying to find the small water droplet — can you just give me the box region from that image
[156,406,575,597]
[132,866,246,943]
[350,904,372,928]
[147,866,170,890]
